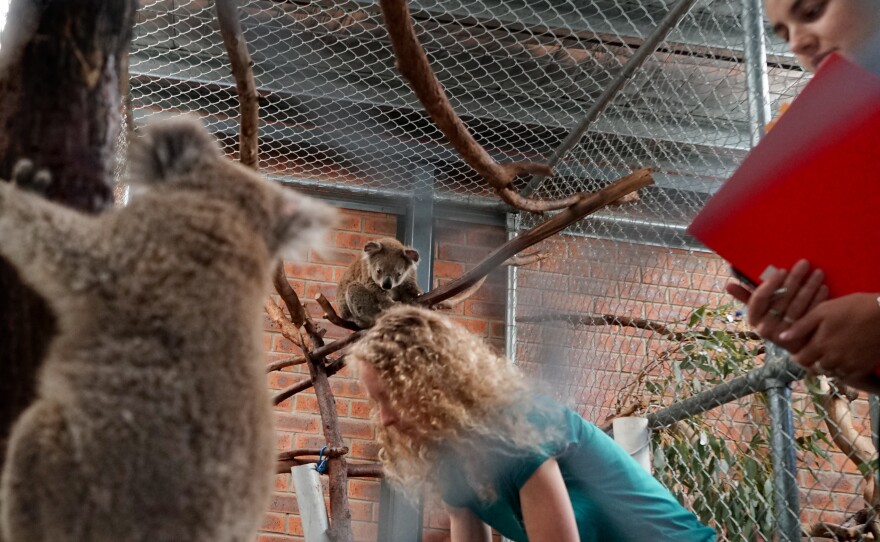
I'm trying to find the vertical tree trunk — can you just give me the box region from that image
[0,0,137,470]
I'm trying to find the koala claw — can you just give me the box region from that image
[12,158,52,194]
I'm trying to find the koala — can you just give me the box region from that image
[0,116,335,542]
[336,237,422,328]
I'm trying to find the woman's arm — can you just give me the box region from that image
[446,504,492,542]
[520,458,580,542]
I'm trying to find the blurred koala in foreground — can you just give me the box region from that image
[336,237,422,328]
[0,116,335,542]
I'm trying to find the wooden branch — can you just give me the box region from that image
[810,522,864,541]
[272,357,348,406]
[814,376,877,505]
[517,312,762,342]
[346,463,384,479]
[266,355,307,373]
[317,293,361,331]
[273,264,307,328]
[273,376,315,406]
[382,0,627,213]
[417,168,653,306]
[311,331,366,360]
[278,447,349,462]
[276,459,384,478]
[434,251,548,310]
[264,299,305,350]
[215,0,259,169]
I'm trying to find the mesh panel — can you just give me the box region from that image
[126,1,869,541]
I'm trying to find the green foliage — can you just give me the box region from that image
[624,305,819,541]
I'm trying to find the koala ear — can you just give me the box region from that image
[127,115,222,185]
[404,248,420,263]
[276,189,337,261]
[364,241,382,254]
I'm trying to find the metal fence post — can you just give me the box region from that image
[741,0,772,146]
[764,344,801,542]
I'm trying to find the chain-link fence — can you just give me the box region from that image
[128,1,874,540]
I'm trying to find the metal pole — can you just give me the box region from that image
[505,213,521,365]
[380,173,434,542]
[741,0,772,146]
[522,0,698,197]
[765,345,801,542]
[647,357,804,428]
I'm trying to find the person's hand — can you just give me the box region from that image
[778,293,880,378]
[725,259,828,352]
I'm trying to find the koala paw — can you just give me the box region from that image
[12,159,52,194]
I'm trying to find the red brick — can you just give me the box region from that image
[294,434,329,449]
[348,500,374,521]
[437,243,491,263]
[434,222,467,244]
[337,418,375,440]
[275,412,320,433]
[258,534,301,542]
[465,227,507,247]
[352,521,378,542]
[336,231,376,250]
[335,213,363,232]
[261,512,287,533]
[448,316,488,336]
[363,217,397,235]
[309,248,359,266]
[433,260,465,278]
[283,262,334,282]
[274,473,291,491]
[350,400,372,419]
[269,372,305,390]
[295,395,320,414]
[351,439,381,460]
[268,493,299,514]
[349,479,381,501]
[463,300,505,319]
[330,378,366,398]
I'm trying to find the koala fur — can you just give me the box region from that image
[0,116,335,542]
[336,237,422,328]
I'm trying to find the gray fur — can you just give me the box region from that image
[337,237,422,328]
[0,115,336,542]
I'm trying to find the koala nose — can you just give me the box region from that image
[381,277,393,290]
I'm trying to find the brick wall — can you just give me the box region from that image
[259,208,870,540]
[260,211,507,542]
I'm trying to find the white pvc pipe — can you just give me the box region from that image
[291,464,332,542]
[612,416,652,473]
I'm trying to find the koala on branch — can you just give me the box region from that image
[336,237,422,328]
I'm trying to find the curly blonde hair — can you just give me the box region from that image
[348,304,562,500]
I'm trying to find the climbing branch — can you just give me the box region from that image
[215,0,259,168]
[517,312,762,342]
[417,168,653,307]
[433,251,548,310]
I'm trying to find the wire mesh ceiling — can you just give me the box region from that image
[130,0,809,231]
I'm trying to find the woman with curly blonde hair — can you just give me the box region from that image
[349,305,715,542]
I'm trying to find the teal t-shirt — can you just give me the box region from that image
[439,403,716,542]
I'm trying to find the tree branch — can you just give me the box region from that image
[317,293,361,331]
[273,264,308,328]
[417,168,653,307]
[517,312,762,342]
[266,355,307,373]
[434,251,548,310]
[278,447,349,462]
[813,376,877,505]
[378,0,571,211]
[215,0,259,169]
[264,299,305,350]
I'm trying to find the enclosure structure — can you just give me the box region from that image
[128,1,873,541]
